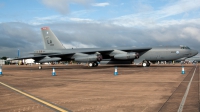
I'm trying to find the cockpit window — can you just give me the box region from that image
[180,46,190,49]
[186,46,190,49]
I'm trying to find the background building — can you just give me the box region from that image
[0,59,5,65]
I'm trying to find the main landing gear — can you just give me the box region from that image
[38,63,43,69]
[142,61,150,67]
[39,66,42,69]
[88,62,99,67]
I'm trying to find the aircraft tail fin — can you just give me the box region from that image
[41,27,66,50]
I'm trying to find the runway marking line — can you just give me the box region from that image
[0,82,69,112]
[177,65,197,112]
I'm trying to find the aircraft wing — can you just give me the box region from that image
[12,55,47,60]
[11,47,151,63]
[115,47,152,52]
[69,47,152,54]
[15,47,152,58]
[12,53,74,60]
[46,47,152,56]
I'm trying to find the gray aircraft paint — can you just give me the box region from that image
[41,27,65,50]
[15,27,198,67]
[137,47,194,61]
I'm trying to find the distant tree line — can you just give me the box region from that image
[1,57,7,60]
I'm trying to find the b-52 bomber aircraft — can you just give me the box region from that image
[15,27,198,69]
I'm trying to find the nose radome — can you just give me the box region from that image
[192,50,198,56]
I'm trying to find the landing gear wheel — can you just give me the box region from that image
[143,61,151,67]
[142,62,147,67]
[88,63,93,67]
[93,62,98,67]
[147,62,151,67]
[39,66,42,69]
[88,62,99,67]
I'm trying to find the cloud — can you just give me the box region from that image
[1,19,200,57]
[92,2,109,7]
[0,22,42,57]
[30,15,61,25]
[36,0,200,27]
[41,0,93,14]
[63,41,97,48]
[1,0,200,57]
[111,0,200,27]
[28,15,98,25]
[156,0,200,19]
[181,27,200,41]
[69,18,94,23]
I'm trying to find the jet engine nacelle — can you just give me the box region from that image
[114,52,139,60]
[75,54,102,62]
[39,57,61,63]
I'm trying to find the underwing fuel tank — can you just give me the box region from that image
[39,57,61,63]
[114,52,139,60]
[75,54,102,62]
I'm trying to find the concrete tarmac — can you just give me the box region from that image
[0,64,199,112]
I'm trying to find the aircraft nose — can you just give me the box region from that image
[191,50,198,56]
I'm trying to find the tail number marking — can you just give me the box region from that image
[47,40,54,46]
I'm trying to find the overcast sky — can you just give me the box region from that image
[0,0,200,57]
